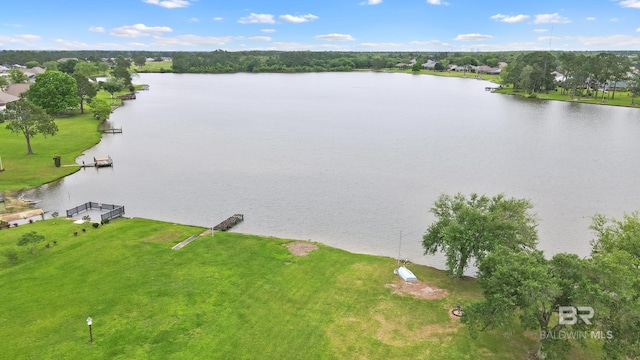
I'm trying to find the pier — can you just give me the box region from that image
[213,214,244,231]
[101,128,122,134]
[66,202,125,222]
[93,156,113,167]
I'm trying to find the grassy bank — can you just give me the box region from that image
[0,218,558,359]
[0,112,102,192]
[496,86,640,107]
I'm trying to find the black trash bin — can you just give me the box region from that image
[53,156,61,167]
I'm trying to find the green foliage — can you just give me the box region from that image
[0,218,543,359]
[24,61,39,69]
[423,193,538,278]
[89,97,112,122]
[27,71,79,115]
[8,69,28,84]
[0,76,8,90]
[73,74,97,114]
[73,61,98,78]
[589,213,640,359]
[1,98,58,155]
[133,55,146,67]
[43,61,58,71]
[58,59,78,74]
[17,230,45,254]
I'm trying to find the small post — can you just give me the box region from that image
[0,156,4,171]
[86,317,93,343]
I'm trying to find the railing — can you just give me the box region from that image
[66,202,125,221]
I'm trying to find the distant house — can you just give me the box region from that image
[477,65,502,75]
[422,60,437,69]
[21,67,46,82]
[0,91,19,110]
[5,83,31,98]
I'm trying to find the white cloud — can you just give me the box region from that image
[279,14,318,23]
[537,36,562,42]
[261,29,276,33]
[213,17,224,21]
[610,18,620,22]
[189,18,199,23]
[4,23,24,28]
[152,34,232,47]
[454,33,494,41]
[0,34,41,45]
[238,13,275,24]
[534,13,571,24]
[53,38,91,50]
[577,34,640,47]
[637,27,640,32]
[586,17,596,21]
[360,0,382,5]
[247,36,271,41]
[426,0,448,5]
[491,14,530,23]
[315,33,355,41]
[110,24,173,38]
[533,28,548,33]
[89,26,105,33]
[142,0,190,9]
[619,0,640,8]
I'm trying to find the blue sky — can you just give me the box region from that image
[2,0,640,52]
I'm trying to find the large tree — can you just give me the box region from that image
[27,71,79,114]
[589,213,640,359]
[422,193,538,278]
[463,248,592,359]
[8,69,28,84]
[89,97,112,122]
[73,74,97,114]
[1,98,58,155]
[101,77,124,104]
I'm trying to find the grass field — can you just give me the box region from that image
[495,86,640,108]
[0,217,554,359]
[136,61,173,73]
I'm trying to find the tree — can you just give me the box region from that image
[0,76,8,91]
[463,248,592,359]
[101,77,124,103]
[97,61,110,74]
[89,97,112,122]
[133,54,147,67]
[1,98,58,155]
[43,61,58,71]
[58,59,78,74]
[73,61,97,78]
[73,74,97,114]
[589,213,640,359]
[8,69,28,84]
[411,62,422,72]
[422,193,538,278]
[25,61,40,69]
[27,71,79,114]
[17,231,45,254]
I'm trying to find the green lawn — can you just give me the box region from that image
[136,61,173,73]
[0,218,553,359]
[0,112,102,192]
[496,86,640,108]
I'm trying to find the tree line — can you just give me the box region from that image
[423,193,640,359]
[1,56,135,155]
[501,51,640,103]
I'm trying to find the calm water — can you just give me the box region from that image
[27,72,640,272]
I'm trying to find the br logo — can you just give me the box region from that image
[558,306,594,325]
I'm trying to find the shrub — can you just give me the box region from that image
[92,223,99,229]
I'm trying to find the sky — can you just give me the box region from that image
[1,0,640,52]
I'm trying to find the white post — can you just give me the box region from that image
[0,156,3,171]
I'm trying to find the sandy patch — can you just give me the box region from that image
[0,209,44,222]
[285,241,319,256]
[386,278,449,300]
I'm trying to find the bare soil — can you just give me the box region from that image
[285,241,319,256]
[386,278,449,300]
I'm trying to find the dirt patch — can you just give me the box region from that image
[285,241,318,256]
[386,278,449,300]
[0,209,44,222]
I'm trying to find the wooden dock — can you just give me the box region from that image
[102,128,122,134]
[213,214,244,231]
[93,156,113,167]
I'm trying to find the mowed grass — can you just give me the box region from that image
[496,86,640,108]
[0,112,102,192]
[0,218,544,359]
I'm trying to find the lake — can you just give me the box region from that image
[26,72,640,273]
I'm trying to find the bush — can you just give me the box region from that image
[92,223,99,229]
